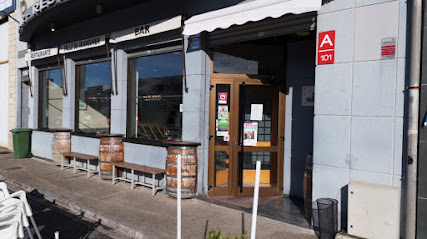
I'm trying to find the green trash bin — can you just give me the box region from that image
[10,128,32,158]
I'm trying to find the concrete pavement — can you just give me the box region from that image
[0,148,317,239]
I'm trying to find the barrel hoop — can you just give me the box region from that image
[99,150,124,153]
[167,152,196,156]
[99,141,123,145]
[53,139,71,142]
[169,146,198,150]
[166,161,197,166]
[166,175,196,179]
[166,186,196,190]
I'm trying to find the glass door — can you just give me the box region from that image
[209,77,284,196]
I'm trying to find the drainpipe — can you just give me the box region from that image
[406,0,422,238]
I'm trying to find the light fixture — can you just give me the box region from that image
[96,4,103,15]
[296,31,310,37]
[50,23,55,32]
[0,10,20,23]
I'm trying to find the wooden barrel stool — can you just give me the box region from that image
[98,134,124,180]
[52,131,71,165]
[164,141,200,199]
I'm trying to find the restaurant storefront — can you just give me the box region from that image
[15,0,409,236]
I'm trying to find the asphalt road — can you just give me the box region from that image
[17,189,124,239]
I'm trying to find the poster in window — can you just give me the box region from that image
[218,106,228,119]
[243,122,258,146]
[79,100,87,110]
[302,86,314,107]
[218,92,227,104]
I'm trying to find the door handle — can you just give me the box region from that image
[280,136,285,141]
[209,135,213,140]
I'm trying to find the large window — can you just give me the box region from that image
[76,61,111,134]
[40,68,63,129]
[129,51,183,141]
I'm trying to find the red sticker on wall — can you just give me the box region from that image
[318,30,335,65]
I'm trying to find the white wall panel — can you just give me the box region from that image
[0,64,9,147]
[0,21,9,62]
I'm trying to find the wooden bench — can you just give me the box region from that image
[111,162,166,196]
[60,152,99,178]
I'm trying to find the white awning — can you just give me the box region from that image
[183,0,321,36]
[110,16,182,44]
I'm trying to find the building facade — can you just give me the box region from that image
[11,0,422,237]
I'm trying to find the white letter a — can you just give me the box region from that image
[320,34,333,48]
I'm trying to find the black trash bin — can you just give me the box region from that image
[312,198,338,239]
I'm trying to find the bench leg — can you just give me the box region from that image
[152,173,155,196]
[112,165,115,185]
[73,157,77,174]
[131,169,134,190]
[87,160,90,178]
[61,155,64,171]
[98,161,101,176]
[142,174,145,184]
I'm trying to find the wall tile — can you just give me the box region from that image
[183,87,202,112]
[182,111,202,142]
[355,0,395,7]
[350,169,392,186]
[395,59,405,117]
[315,63,352,115]
[393,175,402,188]
[313,115,351,168]
[313,164,349,201]
[352,60,396,116]
[350,117,394,174]
[397,0,407,59]
[319,0,354,14]
[185,48,205,76]
[110,109,122,134]
[71,136,100,156]
[317,9,354,64]
[185,74,204,94]
[31,131,53,159]
[354,1,399,61]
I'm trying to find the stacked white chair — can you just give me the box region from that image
[0,220,20,238]
[0,182,42,239]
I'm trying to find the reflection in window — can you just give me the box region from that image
[129,51,183,141]
[213,51,258,74]
[213,41,283,75]
[40,68,63,129]
[77,62,111,134]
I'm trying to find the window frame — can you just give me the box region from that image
[38,65,64,131]
[74,57,112,136]
[126,45,184,145]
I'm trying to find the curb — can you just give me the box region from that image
[0,173,170,239]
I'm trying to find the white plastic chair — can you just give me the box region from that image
[0,200,32,239]
[0,220,20,238]
[0,210,26,238]
[0,183,42,239]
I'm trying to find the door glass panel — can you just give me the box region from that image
[215,84,231,146]
[215,151,229,187]
[240,86,275,147]
[240,152,277,187]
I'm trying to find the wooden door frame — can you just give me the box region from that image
[208,74,285,196]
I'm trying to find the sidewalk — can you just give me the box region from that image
[0,148,317,239]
